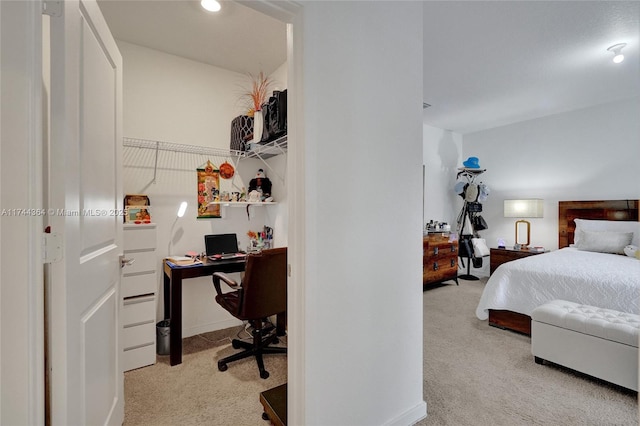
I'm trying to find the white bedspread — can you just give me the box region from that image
[476,248,640,320]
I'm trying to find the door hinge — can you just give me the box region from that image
[43,232,63,264]
[42,1,62,17]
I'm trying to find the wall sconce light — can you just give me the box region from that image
[504,199,544,248]
[607,43,626,64]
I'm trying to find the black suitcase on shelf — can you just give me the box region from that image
[261,89,287,143]
[230,115,253,151]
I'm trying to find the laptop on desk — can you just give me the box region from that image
[205,233,246,260]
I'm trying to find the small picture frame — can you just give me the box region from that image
[125,206,151,224]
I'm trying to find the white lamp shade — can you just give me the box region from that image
[504,199,543,218]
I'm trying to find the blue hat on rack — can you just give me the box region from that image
[462,156,480,169]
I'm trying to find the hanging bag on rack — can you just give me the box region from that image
[472,214,488,231]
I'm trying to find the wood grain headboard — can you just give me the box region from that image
[559,200,639,248]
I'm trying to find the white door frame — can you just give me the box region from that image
[241,2,306,423]
[0,1,45,425]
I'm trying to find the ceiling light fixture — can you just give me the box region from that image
[607,43,626,64]
[201,0,221,12]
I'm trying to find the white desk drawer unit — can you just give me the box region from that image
[122,223,157,372]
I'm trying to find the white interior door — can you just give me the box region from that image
[48,0,123,424]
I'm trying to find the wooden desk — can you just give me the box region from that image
[163,258,246,366]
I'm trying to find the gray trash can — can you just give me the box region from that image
[156,320,170,355]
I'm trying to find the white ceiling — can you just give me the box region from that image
[97,0,287,76]
[423,1,640,134]
[97,1,639,135]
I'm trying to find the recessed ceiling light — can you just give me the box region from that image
[201,0,221,13]
[607,43,626,64]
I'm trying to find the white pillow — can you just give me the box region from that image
[574,219,640,247]
[575,230,633,254]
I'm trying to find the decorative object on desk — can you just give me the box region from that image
[248,168,272,200]
[504,199,544,247]
[196,160,221,219]
[497,238,506,249]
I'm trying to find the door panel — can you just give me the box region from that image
[49,1,123,424]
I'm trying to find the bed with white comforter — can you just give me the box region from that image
[476,247,640,320]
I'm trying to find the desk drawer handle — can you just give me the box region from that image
[433,262,439,271]
[433,247,439,255]
[451,259,456,267]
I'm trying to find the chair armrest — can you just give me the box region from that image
[212,272,240,295]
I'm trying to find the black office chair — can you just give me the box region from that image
[211,247,287,379]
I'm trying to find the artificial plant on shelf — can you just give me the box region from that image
[244,71,273,115]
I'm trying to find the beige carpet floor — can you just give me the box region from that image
[124,278,638,425]
[418,278,638,426]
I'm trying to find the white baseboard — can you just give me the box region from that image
[183,318,243,338]
[383,400,427,426]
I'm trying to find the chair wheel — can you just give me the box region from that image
[218,362,228,372]
[260,370,270,379]
[262,412,270,421]
[232,340,241,349]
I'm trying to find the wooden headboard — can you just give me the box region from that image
[559,200,639,248]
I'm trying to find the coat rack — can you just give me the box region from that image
[455,167,488,281]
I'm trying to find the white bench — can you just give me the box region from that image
[531,300,639,391]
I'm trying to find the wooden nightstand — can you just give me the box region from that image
[489,247,548,275]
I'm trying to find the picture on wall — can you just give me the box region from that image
[197,160,221,219]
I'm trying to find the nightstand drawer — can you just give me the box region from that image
[490,248,547,275]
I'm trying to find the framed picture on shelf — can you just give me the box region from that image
[124,194,150,207]
[125,206,151,224]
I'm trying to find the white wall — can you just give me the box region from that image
[0,2,44,424]
[119,41,287,335]
[462,97,640,261]
[423,124,463,228]
[302,2,426,425]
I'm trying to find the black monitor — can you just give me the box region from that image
[204,233,239,256]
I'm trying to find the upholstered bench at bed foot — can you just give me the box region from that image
[531,300,639,391]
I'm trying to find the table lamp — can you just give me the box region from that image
[504,199,543,248]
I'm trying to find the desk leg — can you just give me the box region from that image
[169,271,183,366]
[163,272,170,320]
